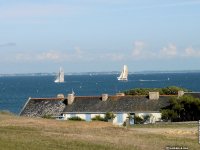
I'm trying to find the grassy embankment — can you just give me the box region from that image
[0,112,199,150]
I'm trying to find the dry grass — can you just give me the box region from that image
[0,113,199,150]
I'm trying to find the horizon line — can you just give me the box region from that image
[1,70,200,76]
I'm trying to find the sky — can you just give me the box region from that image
[0,0,200,74]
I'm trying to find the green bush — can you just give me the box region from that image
[68,116,85,121]
[104,112,116,121]
[92,115,106,121]
[92,113,116,122]
[134,115,144,124]
[124,86,189,96]
[42,114,53,119]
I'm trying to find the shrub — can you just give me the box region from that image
[42,114,53,119]
[123,121,126,127]
[124,86,189,96]
[92,115,106,121]
[143,114,150,123]
[161,95,200,121]
[68,116,85,121]
[104,112,116,121]
[134,115,144,124]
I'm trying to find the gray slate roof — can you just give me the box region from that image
[63,96,171,113]
[20,95,183,117]
[20,98,65,117]
[20,92,200,117]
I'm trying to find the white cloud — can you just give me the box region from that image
[36,51,65,61]
[14,51,67,62]
[160,43,177,57]
[131,42,200,60]
[13,47,87,63]
[74,46,84,59]
[131,40,157,59]
[15,53,32,61]
[184,47,200,57]
[6,44,200,65]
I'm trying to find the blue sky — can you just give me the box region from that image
[0,0,200,73]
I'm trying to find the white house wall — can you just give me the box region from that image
[91,114,105,118]
[63,112,161,124]
[63,113,105,120]
[63,113,129,125]
[76,114,86,120]
[63,114,71,120]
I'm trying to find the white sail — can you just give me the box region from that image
[54,67,64,83]
[117,65,128,81]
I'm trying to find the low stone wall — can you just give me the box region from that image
[20,98,66,117]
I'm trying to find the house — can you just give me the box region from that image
[62,92,173,125]
[20,91,179,125]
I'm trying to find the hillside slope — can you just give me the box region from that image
[0,113,199,150]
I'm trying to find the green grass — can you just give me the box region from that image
[0,114,199,150]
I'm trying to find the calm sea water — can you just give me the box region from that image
[0,73,200,114]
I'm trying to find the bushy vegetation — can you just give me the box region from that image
[161,95,200,121]
[92,115,106,121]
[92,112,116,122]
[134,115,150,124]
[68,116,85,121]
[104,112,116,121]
[134,115,144,124]
[42,114,53,119]
[124,86,189,95]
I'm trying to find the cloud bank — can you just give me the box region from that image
[0,42,16,47]
[130,41,200,60]
[1,41,200,64]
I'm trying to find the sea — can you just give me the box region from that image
[0,73,200,114]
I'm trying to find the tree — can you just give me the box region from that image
[104,112,116,121]
[161,95,200,121]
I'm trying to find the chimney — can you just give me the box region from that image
[149,92,159,100]
[102,94,108,101]
[178,91,184,98]
[67,93,75,105]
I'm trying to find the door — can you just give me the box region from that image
[85,114,91,122]
[130,115,134,125]
[117,113,123,124]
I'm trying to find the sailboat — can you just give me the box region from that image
[117,65,128,81]
[54,67,64,83]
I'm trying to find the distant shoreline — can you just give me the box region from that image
[1,70,200,77]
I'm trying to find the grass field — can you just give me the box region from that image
[0,113,199,150]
